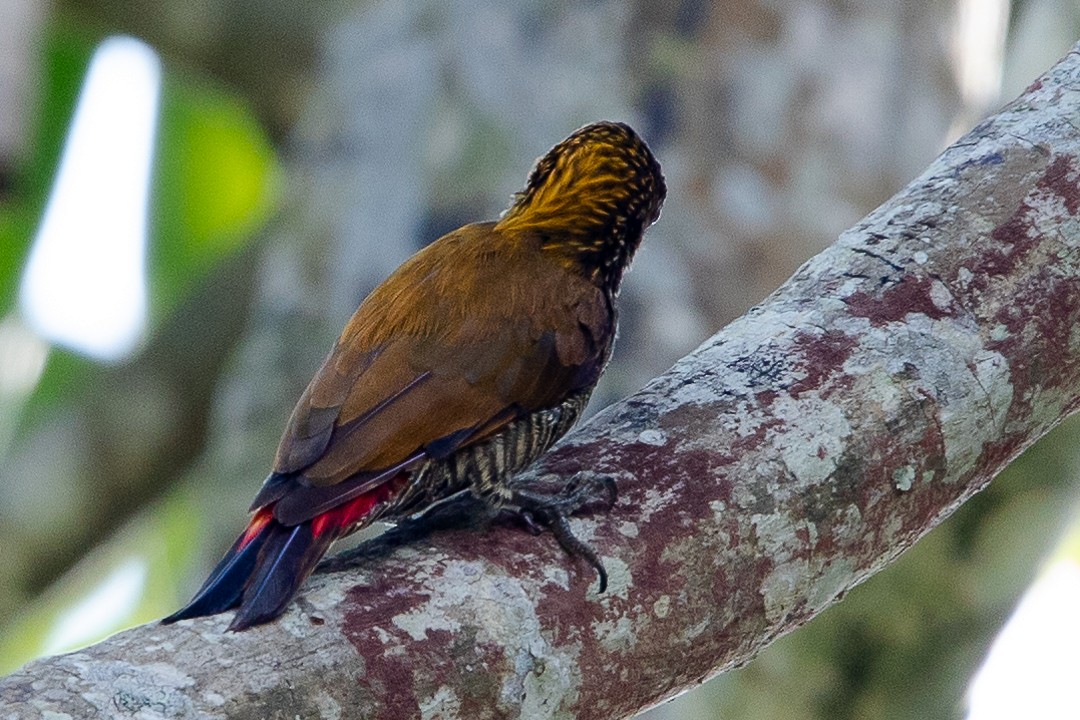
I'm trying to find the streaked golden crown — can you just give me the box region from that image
[497,121,666,291]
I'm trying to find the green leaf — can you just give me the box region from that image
[148,71,280,319]
[7,29,280,432]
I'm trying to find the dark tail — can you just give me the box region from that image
[226,521,336,630]
[162,512,336,631]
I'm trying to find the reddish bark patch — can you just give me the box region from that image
[975,204,1036,279]
[974,159,1080,416]
[754,388,779,406]
[788,329,858,397]
[671,447,737,506]
[340,579,440,719]
[343,575,425,638]
[971,431,1030,482]
[342,564,528,717]
[974,157,1077,286]
[527,430,772,717]
[532,529,696,716]
[893,424,955,538]
[729,416,782,454]
[1038,155,1080,214]
[552,524,772,719]
[844,275,950,326]
[805,387,950,564]
[988,270,1080,414]
[1029,276,1080,380]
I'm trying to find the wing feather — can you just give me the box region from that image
[260,224,613,526]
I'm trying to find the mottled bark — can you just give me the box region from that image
[5,43,1080,720]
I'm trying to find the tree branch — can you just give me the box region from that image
[7,44,1080,720]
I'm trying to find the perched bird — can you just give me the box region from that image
[163,121,665,631]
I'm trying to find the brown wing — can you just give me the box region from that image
[255,223,613,525]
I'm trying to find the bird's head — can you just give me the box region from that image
[497,121,666,292]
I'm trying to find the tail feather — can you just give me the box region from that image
[227,522,338,631]
[161,521,270,624]
[164,491,388,630]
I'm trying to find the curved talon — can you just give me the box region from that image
[507,478,614,593]
[547,511,608,593]
[519,510,545,536]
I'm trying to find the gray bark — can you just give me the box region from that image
[5,41,1080,720]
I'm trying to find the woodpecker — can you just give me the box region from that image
[163,121,666,630]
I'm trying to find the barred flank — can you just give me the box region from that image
[402,390,591,509]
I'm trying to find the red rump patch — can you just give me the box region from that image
[311,478,404,538]
[241,473,409,545]
[239,507,273,550]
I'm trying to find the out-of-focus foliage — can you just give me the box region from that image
[0,27,87,314]
[9,33,277,415]
[0,20,278,673]
[0,492,200,673]
[151,73,278,317]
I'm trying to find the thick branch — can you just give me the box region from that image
[6,46,1080,720]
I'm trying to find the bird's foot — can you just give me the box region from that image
[510,473,617,593]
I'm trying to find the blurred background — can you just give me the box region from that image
[1,0,1079,717]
